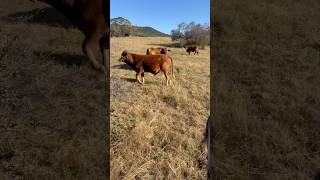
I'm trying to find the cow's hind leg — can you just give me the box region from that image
[100,34,110,76]
[82,34,104,72]
[164,71,169,86]
[141,73,145,84]
[99,34,109,69]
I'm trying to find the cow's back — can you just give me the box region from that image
[146,48,161,55]
[131,54,170,72]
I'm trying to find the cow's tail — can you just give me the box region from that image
[170,56,175,79]
[146,48,149,55]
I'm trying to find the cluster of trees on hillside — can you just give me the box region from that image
[110,17,132,37]
[171,22,210,48]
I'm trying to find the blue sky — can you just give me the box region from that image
[110,0,210,34]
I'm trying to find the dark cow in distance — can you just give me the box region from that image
[146,47,171,55]
[185,45,199,55]
[119,50,174,86]
[31,0,109,73]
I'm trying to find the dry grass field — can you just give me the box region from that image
[110,37,210,179]
[0,1,108,179]
[212,0,320,179]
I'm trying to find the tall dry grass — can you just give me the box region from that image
[110,37,210,179]
[0,1,108,179]
[212,0,320,179]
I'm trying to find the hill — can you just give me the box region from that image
[111,17,169,37]
[131,26,170,37]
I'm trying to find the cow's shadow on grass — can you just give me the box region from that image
[147,42,182,48]
[120,77,136,83]
[34,51,87,67]
[5,7,73,28]
[116,76,167,85]
[112,64,132,70]
[118,77,163,84]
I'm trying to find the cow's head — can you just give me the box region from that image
[160,48,171,54]
[160,48,166,54]
[119,50,129,62]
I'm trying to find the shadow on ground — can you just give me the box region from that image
[5,7,73,28]
[147,42,182,48]
[120,77,136,83]
[34,51,87,67]
[112,64,132,70]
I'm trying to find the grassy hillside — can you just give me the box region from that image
[212,0,320,179]
[110,37,210,179]
[131,26,170,37]
[0,1,107,179]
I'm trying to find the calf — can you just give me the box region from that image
[185,45,199,55]
[31,0,109,73]
[119,50,174,86]
[146,47,171,55]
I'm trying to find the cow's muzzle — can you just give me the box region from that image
[119,57,125,62]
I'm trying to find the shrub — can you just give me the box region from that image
[171,22,210,48]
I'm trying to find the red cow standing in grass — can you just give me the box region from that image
[119,50,174,86]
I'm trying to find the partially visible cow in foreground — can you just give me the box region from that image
[31,0,109,73]
[119,50,174,86]
[146,47,171,55]
[185,45,199,55]
[203,116,211,178]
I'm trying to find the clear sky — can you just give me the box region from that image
[110,0,210,34]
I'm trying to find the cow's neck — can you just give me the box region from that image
[125,54,137,67]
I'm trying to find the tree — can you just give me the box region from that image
[110,17,132,37]
[171,29,184,41]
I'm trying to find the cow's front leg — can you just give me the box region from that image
[136,71,143,84]
[82,34,104,72]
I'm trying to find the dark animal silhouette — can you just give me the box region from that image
[31,0,110,72]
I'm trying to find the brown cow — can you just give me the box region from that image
[185,45,199,55]
[119,50,174,86]
[31,0,109,73]
[146,47,171,55]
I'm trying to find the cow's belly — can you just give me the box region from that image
[144,65,160,75]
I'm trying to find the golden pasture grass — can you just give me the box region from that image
[110,37,210,179]
[1,1,108,179]
[212,0,320,179]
